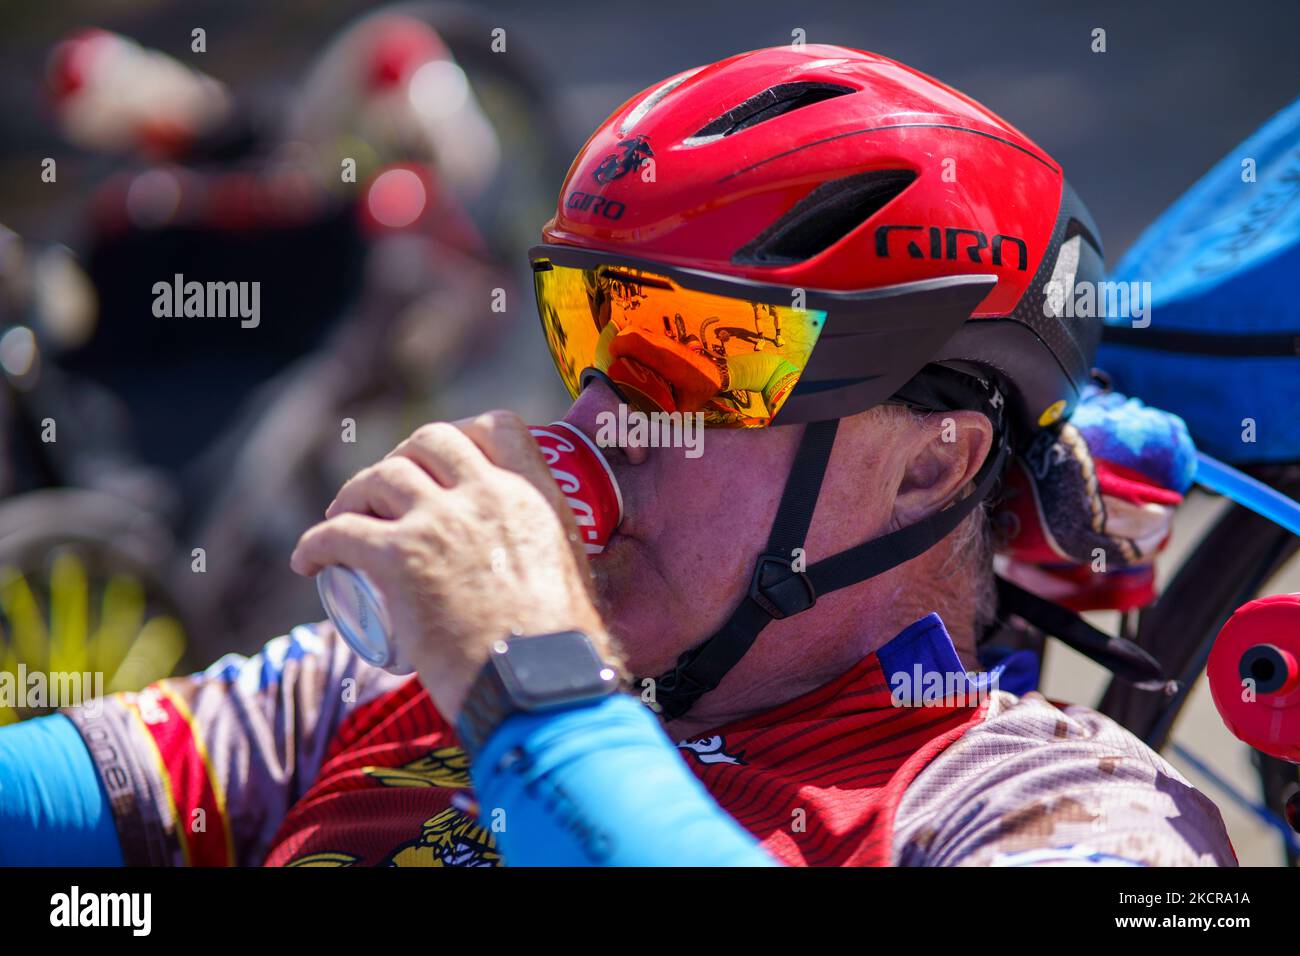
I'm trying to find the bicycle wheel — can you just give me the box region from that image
[0,489,187,723]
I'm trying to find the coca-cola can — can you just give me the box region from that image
[318,421,623,673]
[528,421,624,555]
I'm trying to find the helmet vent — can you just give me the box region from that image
[619,69,704,136]
[734,169,917,266]
[687,82,855,143]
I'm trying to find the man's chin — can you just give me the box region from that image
[589,532,662,674]
[590,530,636,615]
[596,522,644,564]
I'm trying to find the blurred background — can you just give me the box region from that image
[0,0,1297,863]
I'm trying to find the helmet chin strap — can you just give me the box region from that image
[644,369,1011,723]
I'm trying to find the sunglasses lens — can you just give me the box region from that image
[534,260,825,427]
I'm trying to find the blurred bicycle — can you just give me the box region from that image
[0,4,574,717]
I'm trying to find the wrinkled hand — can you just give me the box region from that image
[290,410,611,722]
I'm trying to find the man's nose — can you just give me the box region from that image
[562,377,650,465]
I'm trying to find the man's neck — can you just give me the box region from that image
[658,593,978,742]
[661,664,852,741]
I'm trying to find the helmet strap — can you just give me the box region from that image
[646,384,1010,722]
[645,418,838,721]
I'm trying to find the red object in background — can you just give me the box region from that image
[363,165,430,230]
[357,163,486,254]
[46,27,231,159]
[1001,561,1158,613]
[364,18,446,90]
[529,422,624,555]
[1208,593,1300,762]
[46,27,112,101]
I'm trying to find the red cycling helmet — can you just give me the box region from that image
[539,43,1104,434]
[533,45,1107,718]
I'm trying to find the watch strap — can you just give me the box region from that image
[456,632,620,758]
[458,646,511,758]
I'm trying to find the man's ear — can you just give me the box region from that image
[892,410,993,528]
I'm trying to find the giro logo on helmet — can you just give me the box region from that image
[593,135,654,183]
[565,190,628,220]
[874,225,1029,271]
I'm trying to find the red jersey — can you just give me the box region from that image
[62,614,1235,866]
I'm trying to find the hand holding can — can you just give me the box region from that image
[317,421,622,673]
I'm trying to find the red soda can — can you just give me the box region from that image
[528,421,623,555]
[317,421,623,672]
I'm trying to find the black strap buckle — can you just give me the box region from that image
[648,659,708,721]
[749,553,817,620]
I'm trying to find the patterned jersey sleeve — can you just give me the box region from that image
[59,621,409,866]
[890,691,1237,866]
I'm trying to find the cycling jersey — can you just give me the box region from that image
[57,613,1236,866]
[472,692,778,866]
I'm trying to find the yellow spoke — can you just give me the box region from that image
[49,550,90,675]
[90,574,146,680]
[107,615,185,694]
[0,566,50,670]
[0,549,187,720]
[0,639,17,726]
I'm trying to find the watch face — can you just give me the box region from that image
[497,631,615,709]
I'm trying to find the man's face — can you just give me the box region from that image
[561,379,904,679]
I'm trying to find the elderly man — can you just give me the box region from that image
[0,46,1234,867]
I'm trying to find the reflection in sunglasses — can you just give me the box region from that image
[536,263,825,427]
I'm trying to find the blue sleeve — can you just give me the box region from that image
[0,714,124,866]
[468,693,778,866]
